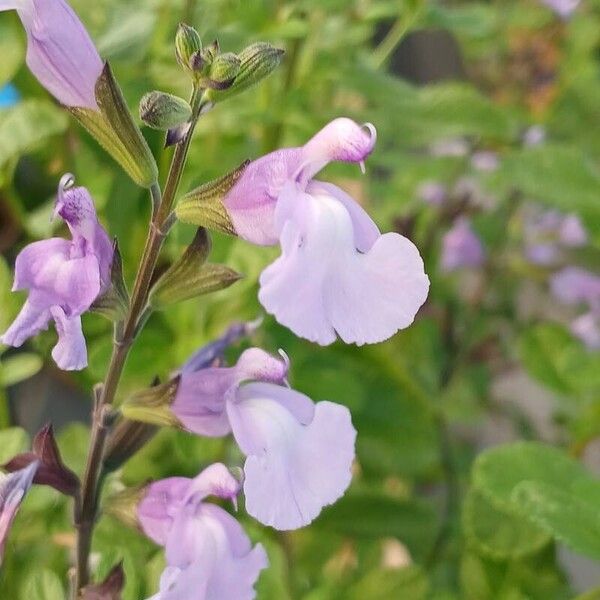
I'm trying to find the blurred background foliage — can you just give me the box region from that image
[1,0,600,597]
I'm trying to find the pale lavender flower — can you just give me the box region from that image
[0,0,103,109]
[171,348,356,530]
[441,217,485,271]
[1,176,112,370]
[141,464,267,600]
[0,462,38,562]
[523,125,546,147]
[418,181,447,206]
[570,312,600,351]
[550,267,600,308]
[221,118,429,346]
[471,151,499,172]
[540,0,580,18]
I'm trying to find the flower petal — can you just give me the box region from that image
[223,148,302,245]
[138,477,191,546]
[259,187,429,345]
[228,383,356,530]
[14,239,102,314]
[222,119,376,246]
[13,0,103,109]
[306,180,380,252]
[0,461,38,561]
[0,299,51,348]
[183,463,240,506]
[50,307,87,370]
[164,504,268,600]
[173,348,287,436]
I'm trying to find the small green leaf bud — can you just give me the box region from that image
[175,23,202,71]
[139,91,192,130]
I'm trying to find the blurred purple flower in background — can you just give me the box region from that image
[418,181,447,206]
[0,462,38,563]
[441,217,485,271]
[140,464,267,600]
[172,347,356,530]
[524,209,587,266]
[550,267,600,308]
[218,118,429,346]
[540,0,580,18]
[1,176,113,370]
[0,84,20,109]
[0,0,103,108]
[471,151,499,172]
[522,125,546,147]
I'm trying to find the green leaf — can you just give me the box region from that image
[462,488,550,560]
[491,145,600,218]
[347,566,429,600]
[0,100,68,169]
[513,480,600,560]
[0,353,43,387]
[20,569,64,600]
[518,323,600,398]
[472,442,600,560]
[0,427,29,464]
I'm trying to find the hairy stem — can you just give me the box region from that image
[74,86,204,591]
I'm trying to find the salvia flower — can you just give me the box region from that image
[1,176,112,370]
[140,463,267,600]
[0,461,38,562]
[215,118,429,346]
[170,347,356,530]
[0,0,103,109]
[441,217,485,272]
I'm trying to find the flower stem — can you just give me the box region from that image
[74,85,204,591]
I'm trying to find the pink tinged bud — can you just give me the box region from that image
[441,218,485,272]
[0,0,103,109]
[0,461,38,562]
[523,125,546,147]
[0,176,112,370]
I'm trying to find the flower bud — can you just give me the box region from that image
[175,23,202,71]
[206,42,284,102]
[206,53,241,89]
[139,91,192,131]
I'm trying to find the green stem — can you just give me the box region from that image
[74,85,204,591]
[370,1,424,70]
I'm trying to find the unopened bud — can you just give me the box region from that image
[206,53,241,89]
[206,42,284,102]
[139,91,192,130]
[175,23,202,71]
[202,39,220,64]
